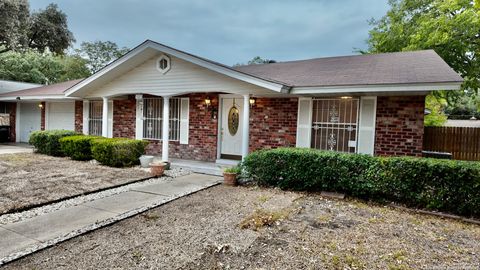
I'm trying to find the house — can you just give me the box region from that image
[0,40,463,161]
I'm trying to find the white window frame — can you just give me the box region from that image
[88,100,103,136]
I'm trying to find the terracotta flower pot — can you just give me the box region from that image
[150,162,166,177]
[223,172,238,186]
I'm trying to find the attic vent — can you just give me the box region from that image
[156,55,171,74]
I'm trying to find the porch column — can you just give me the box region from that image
[242,94,250,159]
[162,96,170,161]
[102,97,108,137]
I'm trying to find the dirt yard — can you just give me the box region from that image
[6,185,480,269]
[0,153,150,214]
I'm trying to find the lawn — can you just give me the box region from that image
[0,153,150,214]
[5,185,480,269]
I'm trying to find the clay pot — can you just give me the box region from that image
[223,172,238,186]
[150,162,166,177]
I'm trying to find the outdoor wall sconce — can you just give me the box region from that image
[249,97,256,107]
[341,96,352,99]
[38,103,44,109]
[204,96,217,119]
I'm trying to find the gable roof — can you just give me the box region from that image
[0,79,81,100]
[234,50,463,88]
[65,40,288,97]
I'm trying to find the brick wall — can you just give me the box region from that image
[74,101,83,133]
[9,103,16,142]
[40,102,46,130]
[145,93,219,161]
[113,95,136,138]
[249,97,298,151]
[375,95,425,157]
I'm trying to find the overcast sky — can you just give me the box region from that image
[30,0,390,65]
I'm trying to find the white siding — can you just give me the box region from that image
[46,101,75,131]
[87,54,275,98]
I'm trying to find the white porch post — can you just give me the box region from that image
[102,97,108,137]
[162,96,170,161]
[242,94,250,159]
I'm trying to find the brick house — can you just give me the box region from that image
[0,40,463,161]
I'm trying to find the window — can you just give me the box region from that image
[0,102,11,114]
[88,101,103,136]
[311,98,359,153]
[143,98,181,141]
[156,55,171,74]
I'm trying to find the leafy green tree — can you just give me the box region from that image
[0,50,89,84]
[28,4,75,54]
[247,56,276,65]
[0,1,74,54]
[0,0,29,53]
[75,41,129,73]
[424,95,447,126]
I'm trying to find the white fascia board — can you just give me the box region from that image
[65,41,287,97]
[291,82,462,95]
[0,95,78,101]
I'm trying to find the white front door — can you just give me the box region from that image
[220,97,243,158]
[19,102,41,142]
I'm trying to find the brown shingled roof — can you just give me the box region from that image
[0,79,82,97]
[234,50,463,87]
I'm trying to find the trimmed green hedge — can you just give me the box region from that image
[242,148,480,217]
[29,130,79,156]
[91,138,148,167]
[59,135,99,161]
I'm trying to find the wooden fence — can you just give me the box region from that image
[424,126,480,161]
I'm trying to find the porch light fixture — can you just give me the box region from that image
[38,103,44,109]
[341,96,352,99]
[204,97,211,107]
[249,97,256,107]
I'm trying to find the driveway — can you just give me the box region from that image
[0,143,33,155]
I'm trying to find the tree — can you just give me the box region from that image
[247,56,276,65]
[0,0,29,53]
[28,4,75,54]
[0,50,89,84]
[424,95,447,126]
[75,41,130,73]
[366,0,480,90]
[0,1,74,54]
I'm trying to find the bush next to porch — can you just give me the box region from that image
[242,148,480,218]
[59,135,100,161]
[91,138,149,167]
[29,130,79,156]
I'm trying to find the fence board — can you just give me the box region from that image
[424,126,480,161]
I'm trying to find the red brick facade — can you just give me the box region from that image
[375,95,425,157]
[74,101,83,133]
[8,103,16,142]
[249,97,298,152]
[40,102,46,131]
[113,96,136,138]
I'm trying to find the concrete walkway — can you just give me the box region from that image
[0,173,222,265]
[0,143,33,154]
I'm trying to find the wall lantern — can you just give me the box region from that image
[249,97,256,107]
[204,96,217,119]
[205,96,212,107]
[38,103,44,109]
[340,96,352,99]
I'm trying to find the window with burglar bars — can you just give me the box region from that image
[89,101,103,136]
[143,98,181,141]
[311,98,359,153]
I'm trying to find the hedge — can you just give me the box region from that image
[91,138,148,167]
[59,135,100,161]
[29,130,79,156]
[242,148,480,217]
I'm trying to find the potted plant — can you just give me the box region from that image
[223,166,241,186]
[150,162,166,177]
[139,155,154,168]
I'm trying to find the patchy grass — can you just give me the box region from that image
[4,185,480,269]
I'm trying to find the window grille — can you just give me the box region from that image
[311,98,359,153]
[143,97,181,141]
[88,101,103,136]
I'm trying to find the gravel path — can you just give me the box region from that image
[0,153,150,215]
[5,186,480,269]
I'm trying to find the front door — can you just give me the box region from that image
[220,97,243,159]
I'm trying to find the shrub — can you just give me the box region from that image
[242,148,480,217]
[91,138,148,167]
[29,130,79,156]
[224,165,241,174]
[59,135,99,160]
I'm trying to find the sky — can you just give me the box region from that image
[30,0,390,65]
